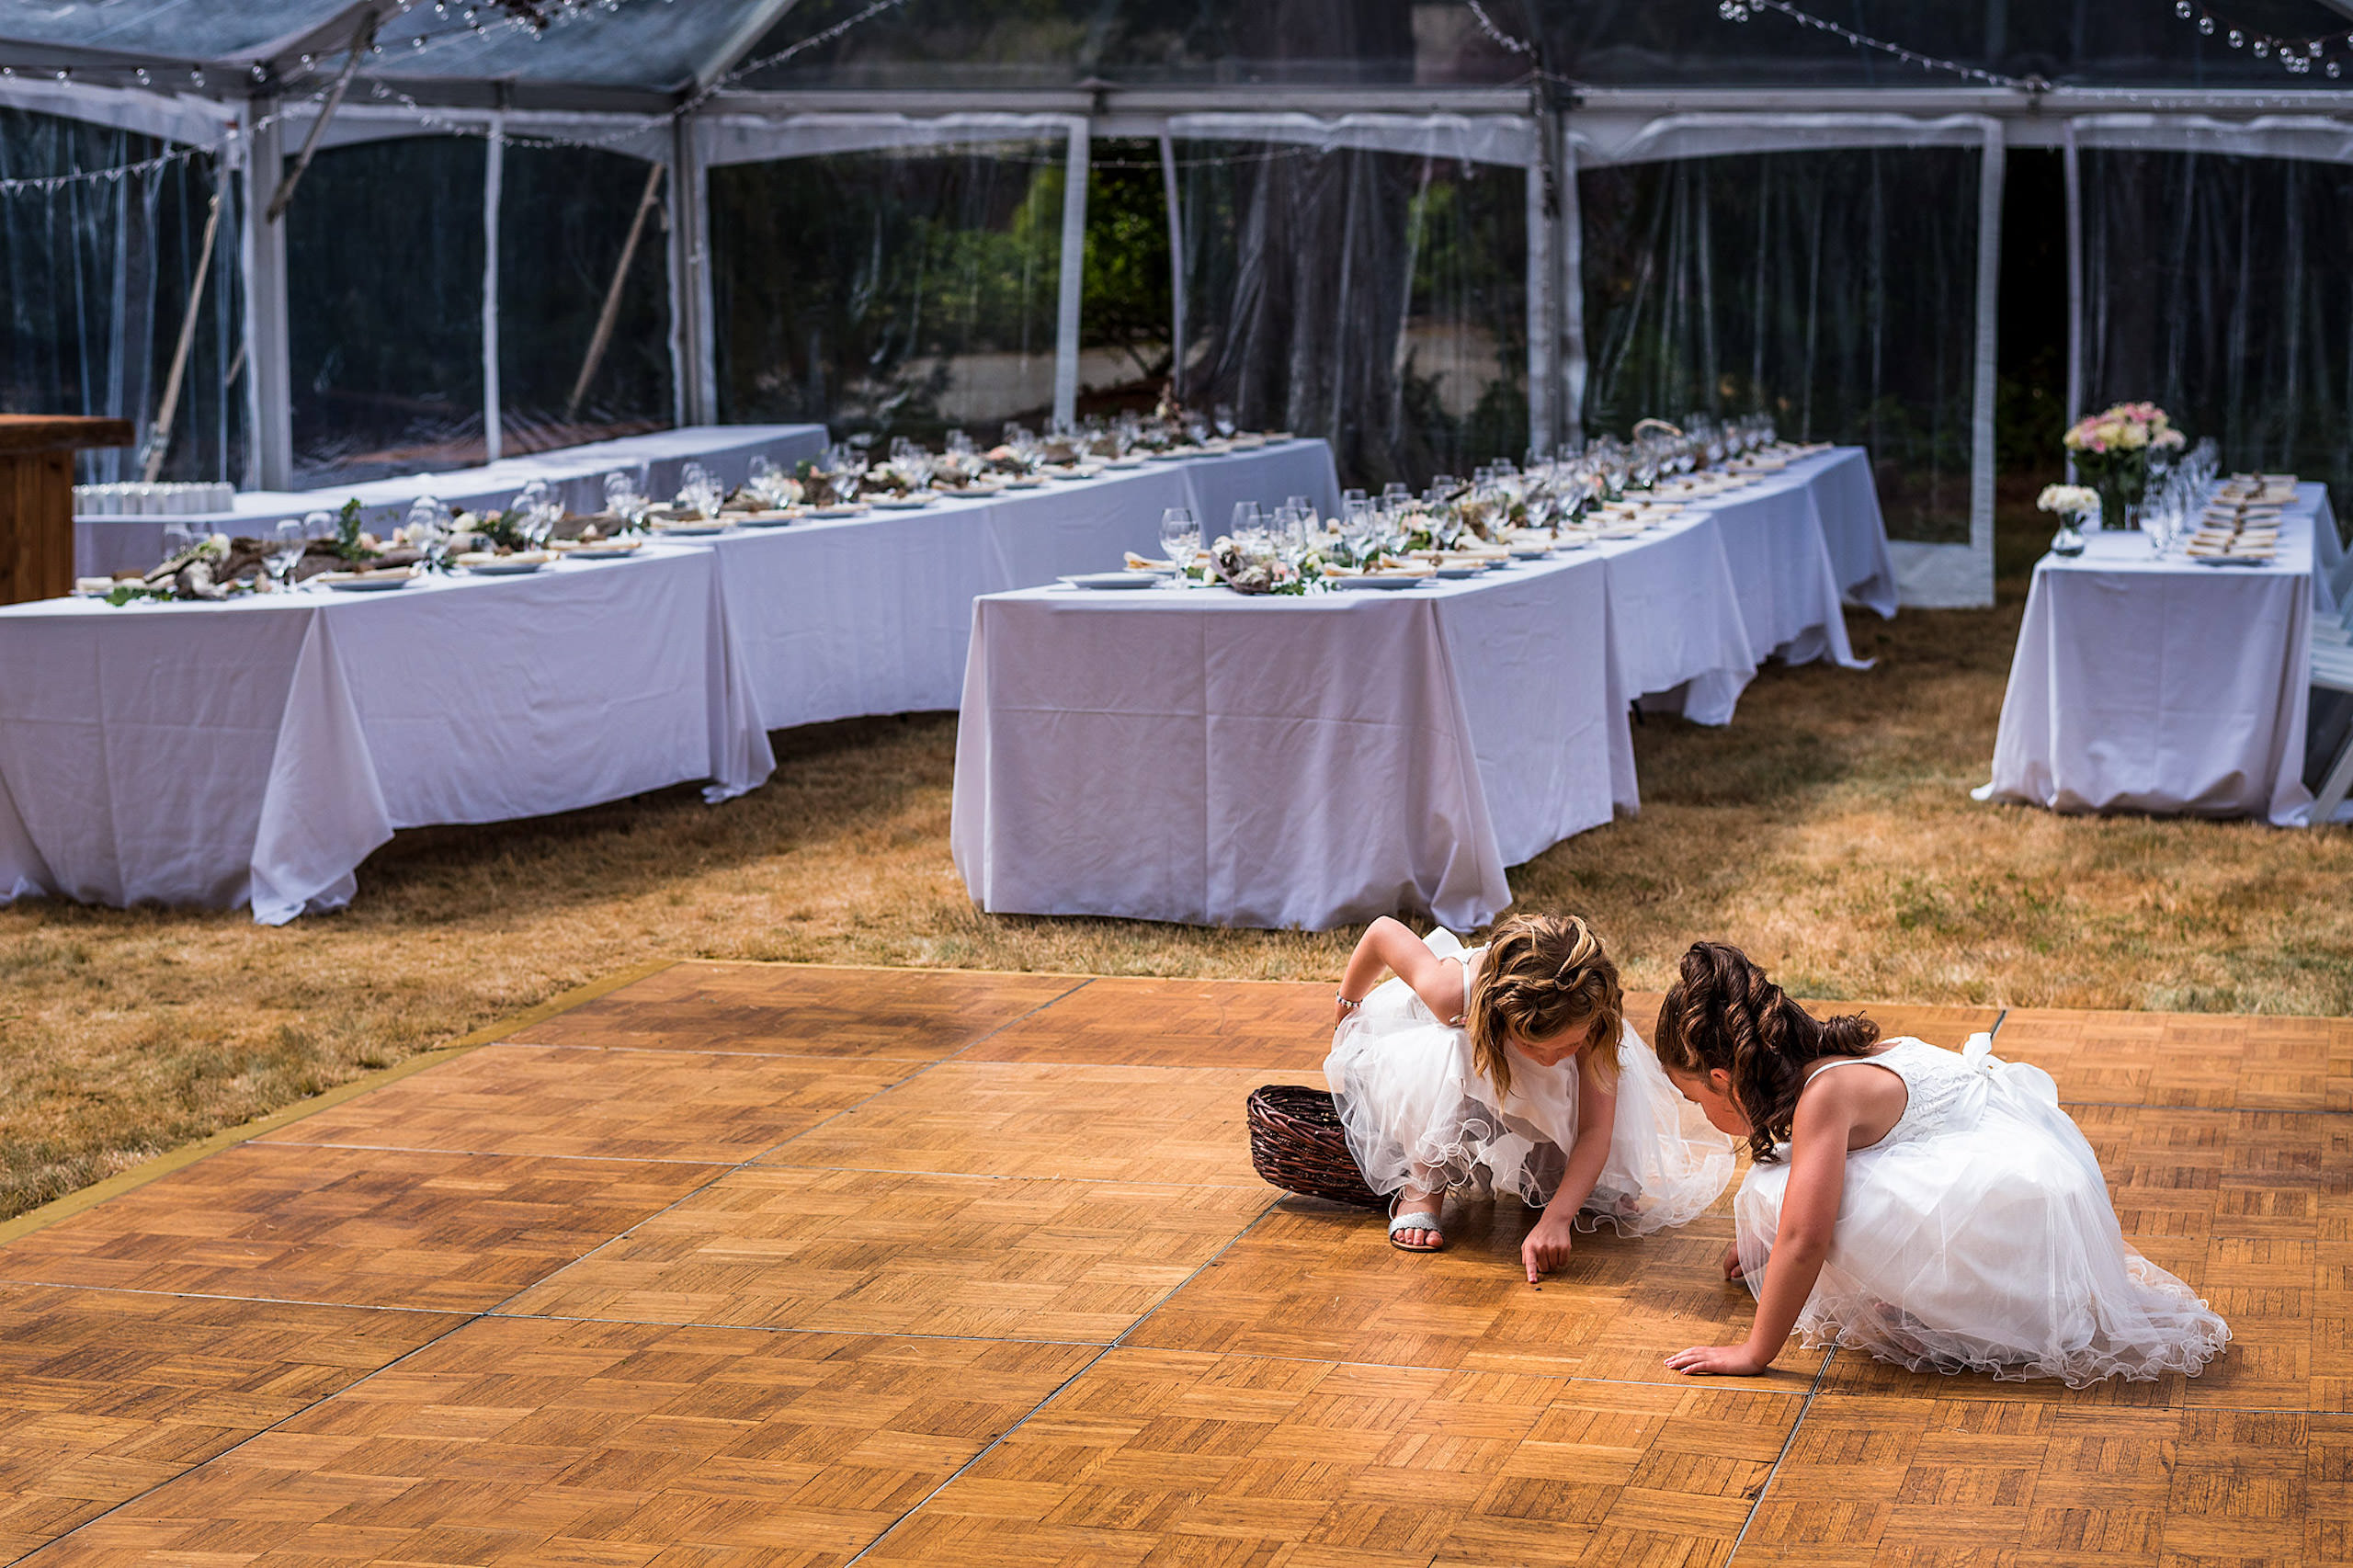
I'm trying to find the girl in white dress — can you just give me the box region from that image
[1325,914,1735,1281]
[1651,942,2230,1386]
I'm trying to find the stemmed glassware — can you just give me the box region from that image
[1159,506,1199,585]
[676,462,723,519]
[267,517,308,588]
[404,495,451,570]
[1230,500,1265,547]
[1214,403,1238,439]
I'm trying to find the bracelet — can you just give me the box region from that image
[1336,994,1364,1012]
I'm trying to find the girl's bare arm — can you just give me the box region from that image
[1336,916,1465,1025]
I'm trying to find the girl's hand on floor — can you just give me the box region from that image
[1521,1212,1576,1283]
[1665,1343,1773,1377]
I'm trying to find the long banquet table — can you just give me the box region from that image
[949,443,1896,930]
[2,439,1340,922]
[951,552,1637,931]
[1975,485,2339,825]
[0,544,766,923]
[73,424,832,578]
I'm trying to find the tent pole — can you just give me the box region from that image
[667,112,717,426]
[1968,119,2006,608]
[1526,155,1553,458]
[240,97,293,491]
[567,159,666,424]
[483,117,505,464]
[2063,119,2084,428]
[1558,121,1586,449]
[1159,131,1184,403]
[142,186,223,483]
[1052,116,1091,432]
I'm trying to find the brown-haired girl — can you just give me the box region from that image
[1652,941,2229,1385]
[1325,915,1734,1280]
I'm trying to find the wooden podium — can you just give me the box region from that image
[0,415,135,605]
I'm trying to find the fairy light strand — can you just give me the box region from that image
[2165,1,2347,79]
[1465,1,1536,58]
[1715,1,2036,89]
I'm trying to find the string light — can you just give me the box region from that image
[2169,4,2353,76]
[364,0,916,154]
[1714,1,2036,88]
[1465,1,1535,58]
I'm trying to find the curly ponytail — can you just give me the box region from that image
[1650,942,1878,1164]
[1464,913,1623,1099]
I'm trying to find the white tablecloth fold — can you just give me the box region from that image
[951,552,1634,932]
[1593,516,1757,726]
[1695,449,1877,671]
[1976,489,2328,826]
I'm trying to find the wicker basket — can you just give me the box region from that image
[1245,1085,1386,1210]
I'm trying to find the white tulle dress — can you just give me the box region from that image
[1324,929,1735,1233]
[1737,1035,2230,1386]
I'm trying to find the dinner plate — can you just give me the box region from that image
[807,506,869,519]
[320,572,414,592]
[870,496,934,510]
[1331,574,1428,590]
[1061,572,1161,590]
[653,521,728,536]
[567,542,643,559]
[1432,564,1487,578]
[1508,544,1553,559]
[466,556,549,575]
[1145,449,1194,462]
[1001,477,1050,490]
[1102,456,1149,469]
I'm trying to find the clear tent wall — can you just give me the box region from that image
[0,108,242,484]
[7,11,2353,608]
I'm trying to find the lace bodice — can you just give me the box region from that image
[1807,1038,1983,1151]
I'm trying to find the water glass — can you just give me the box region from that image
[267,517,307,587]
[1159,506,1199,583]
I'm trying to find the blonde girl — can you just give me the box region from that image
[1325,914,1734,1280]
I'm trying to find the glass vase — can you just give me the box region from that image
[2052,517,2087,557]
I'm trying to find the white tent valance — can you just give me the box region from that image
[697,110,1082,166]
[1162,111,1538,169]
[1570,111,2001,167]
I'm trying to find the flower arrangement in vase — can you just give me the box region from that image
[2063,403,2186,529]
[2036,483,2098,557]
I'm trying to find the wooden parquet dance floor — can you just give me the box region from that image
[0,962,2345,1565]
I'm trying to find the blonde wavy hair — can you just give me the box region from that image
[1464,913,1623,1099]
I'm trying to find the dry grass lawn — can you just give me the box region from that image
[2,506,2347,1220]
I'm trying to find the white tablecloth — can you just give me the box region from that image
[1799,447,1902,617]
[1590,515,1758,726]
[1689,447,1880,670]
[710,440,1342,731]
[1975,486,2336,826]
[74,425,832,578]
[950,553,1636,931]
[0,546,768,923]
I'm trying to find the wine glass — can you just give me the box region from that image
[1214,403,1237,439]
[161,520,195,563]
[1284,494,1314,531]
[1230,500,1264,547]
[1159,506,1199,585]
[267,517,307,588]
